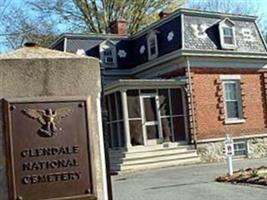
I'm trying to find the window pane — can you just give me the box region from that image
[112,123,119,147]
[159,89,170,116]
[223,27,233,36]
[226,101,239,118]
[105,95,111,122]
[127,90,141,118]
[110,93,117,121]
[129,120,143,145]
[172,117,186,141]
[234,142,247,156]
[161,118,172,141]
[116,92,123,120]
[143,97,157,122]
[141,89,156,93]
[107,124,112,148]
[225,83,237,100]
[171,89,184,115]
[146,125,159,139]
[104,49,112,56]
[118,122,125,147]
[224,36,234,44]
[151,46,156,55]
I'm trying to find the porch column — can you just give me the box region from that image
[121,90,132,149]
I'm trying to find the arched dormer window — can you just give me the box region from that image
[100,40,117,67]
[219,18,237,50]
[147,31,159,60]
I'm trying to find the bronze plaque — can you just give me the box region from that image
[3,98,96,200]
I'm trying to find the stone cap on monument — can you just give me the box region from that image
[0,42,98,61]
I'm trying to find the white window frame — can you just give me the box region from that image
[220,75,245,124]
[106,93,124,149]
[219,18,237,50]
[233,140,248,158]
[100,40,117,68]
[147,31,159,60]
[140,93,163,146]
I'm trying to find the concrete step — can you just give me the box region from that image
[113,157,200,173]
[109,144,200,173]
[110,149,197,164]
[109,143,194,159]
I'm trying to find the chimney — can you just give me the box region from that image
[24,42,39,47]
[159,11,171,19]
[109,18,128,35]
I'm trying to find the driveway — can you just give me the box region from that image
[112,158,267,200]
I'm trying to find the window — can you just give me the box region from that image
[105,92,124,148]
[100,40,117,67]
[158,88,186,142]
[234,140,247,157]
[222,78,244,124]
[147,31,158,60]
[223,27,234,45]
[219,19,236,49]
[103,49,114,64]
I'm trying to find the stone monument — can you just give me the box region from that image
[0,44,109,200]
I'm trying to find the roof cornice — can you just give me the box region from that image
[50,8,258,48]
[49,33,129,49]
[104,79,186,94]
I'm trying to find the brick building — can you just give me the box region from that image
[51,8,267,173]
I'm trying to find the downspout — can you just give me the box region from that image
[186,56,197,149]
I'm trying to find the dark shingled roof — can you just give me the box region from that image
[183,15,266,53]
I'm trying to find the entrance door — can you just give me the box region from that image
[141,95,162,145]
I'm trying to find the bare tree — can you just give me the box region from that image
[187,0,267,40]
[0,2,61,52]
[187,0,259,15]
[29,0,185,34]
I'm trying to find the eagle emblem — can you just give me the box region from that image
[22,107,72,137]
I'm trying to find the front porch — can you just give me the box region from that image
[104,79,200,173]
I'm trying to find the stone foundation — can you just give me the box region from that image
[197,141,225,163]
[248,137,267,159]
[197,136,267,163]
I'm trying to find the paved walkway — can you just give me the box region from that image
[112,158,267,200]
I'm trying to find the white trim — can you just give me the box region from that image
[96,93,108,200]
[198,133,267,143]
[63,37,67,52]
[181,13,185,49]
[104,79,186,95]
[156,94,163,140]
[220,75,241,80]
[140,94,162,145]
[224,119,246,124]
[121,91,132,148]
[219,18,237,50]
[147,31,159,60]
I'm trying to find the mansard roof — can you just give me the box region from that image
[50,8,267,69]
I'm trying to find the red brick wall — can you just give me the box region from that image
[192,69,267,140]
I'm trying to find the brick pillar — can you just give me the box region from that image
[261,72,267,126]
[185,70,197,144]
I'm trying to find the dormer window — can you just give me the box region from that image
[100,40,117,67]
[147,31,158,60]
[219,19,236,50]
[103,49,114,64]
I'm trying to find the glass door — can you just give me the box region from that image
[141,94,162,145]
